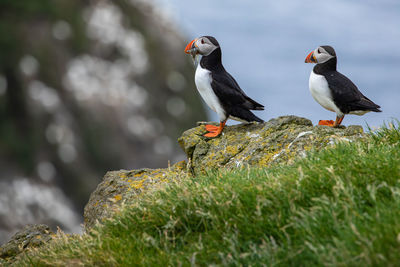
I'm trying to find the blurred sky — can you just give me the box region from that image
[155,0,400,128]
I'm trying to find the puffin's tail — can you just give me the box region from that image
[354,97,382,113]
[229,107,264,123]
[245,96,264,111]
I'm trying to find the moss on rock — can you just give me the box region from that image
[178,116,364,174]
[83,115,364,230]
[84,162,189,229]
[0,224,54,263]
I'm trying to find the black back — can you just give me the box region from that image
[200,47,264,122]
[313,57,381,114]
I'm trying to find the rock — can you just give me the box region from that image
[0,179,81,246]
[83,116,365,229]
[84,162,188,230]
[178,115,364,175]
[0,224,54,262]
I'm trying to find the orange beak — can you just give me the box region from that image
[184,38,198,54]
[305,51,317,63]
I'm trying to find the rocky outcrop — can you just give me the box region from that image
[83,116,364,229]
[179,116,364,175]
[0,179,81,247]
[0,224,54,263]
[84,161,188,230]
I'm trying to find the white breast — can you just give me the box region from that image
[309,71,343,116]
[195,65,227,121]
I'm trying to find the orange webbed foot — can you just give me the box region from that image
[318,120,335,127]
[203,121,226,138]
[204,131,221,138]
[205,124,219,132]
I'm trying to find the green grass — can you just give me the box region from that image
[18,123,400,266]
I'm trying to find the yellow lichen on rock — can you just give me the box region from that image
[178,116,364,174]
[113,195,122,201]
[84,166,189,229]
[129,178,146,190]
[84,115,365,230]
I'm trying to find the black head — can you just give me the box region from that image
[305,45,337,64]
[184,36,220,57]
[320,45,336,57]
[202,36,220,47]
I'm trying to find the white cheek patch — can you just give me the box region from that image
[315,47,334,64]
[318,54,333,64]
[198,43,217,56]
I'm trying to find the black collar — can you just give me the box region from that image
[313,57,337,74]
[200,48,224,72]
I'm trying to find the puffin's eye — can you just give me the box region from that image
[201,39,205,44]
[317,48,321,54]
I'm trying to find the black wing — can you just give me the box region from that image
[325,71,381,113]
[211,70,264,112]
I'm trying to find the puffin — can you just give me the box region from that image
[184,36,264,137]
[305,45,381,127]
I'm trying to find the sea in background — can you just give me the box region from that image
[155,0,400,128]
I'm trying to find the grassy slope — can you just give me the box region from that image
[19,124,400,266]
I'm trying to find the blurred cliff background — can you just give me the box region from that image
[0,0,206,244]
[1,0,399,244]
